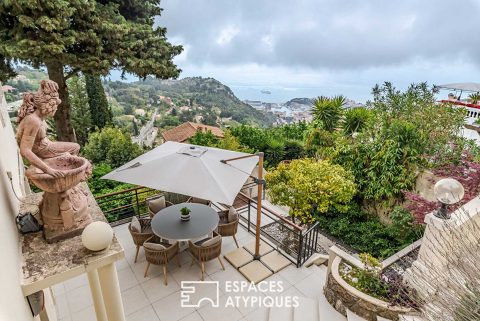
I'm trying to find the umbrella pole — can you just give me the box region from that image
[254,152,264,260]
[220,152,265,260]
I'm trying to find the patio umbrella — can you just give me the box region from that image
[102,141,259,206]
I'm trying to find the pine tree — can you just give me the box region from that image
[85,74,112,130]
[0,1,182,141]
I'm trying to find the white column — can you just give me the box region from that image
[87,269,108,321]
[97,263,126,321]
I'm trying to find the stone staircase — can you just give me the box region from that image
[266,256,426,321]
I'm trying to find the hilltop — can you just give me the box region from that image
[105,76,276,127]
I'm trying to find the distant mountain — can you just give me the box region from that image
[109,77,276,127]
[284,97,314,109]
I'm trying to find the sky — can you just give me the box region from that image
[139,0,480,103]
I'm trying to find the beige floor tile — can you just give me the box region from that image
[209,266,247,293]
[127,305,160,321]
[197,295,243,321]
[203,256,230,276]
[172,262,212,284]
[64,274,88,292]
[230,289,266,316]
[116,257,131,271]
[243,240,274,257]
[263,273,293,296]
[261,252,291,273]
[121,284,150,316]
[179,311,203,321]
[125,245,147,266]
[118,266,140,292]
[294,272,325,299]
[224,248,254,268]
[239,261,273,283]
[115,231,136,250]
[140,274,181,303]
[52,283,66,297]
[54,293,70,319]
[277,265,313,285]
[71,305,95,321]
[152,291,195,321]
[243,306,268,321]
[131,259,162,281]
[66,284,93,313]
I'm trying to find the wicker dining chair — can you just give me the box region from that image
[147,195,174,218]
[128,217,154,263]
[217,208,240,248]
[187,196,212,207]
[143,235,180,285]
[188,231,224,281]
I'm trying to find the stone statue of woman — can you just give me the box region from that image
[16,80,81,177]
[16,80,92,242]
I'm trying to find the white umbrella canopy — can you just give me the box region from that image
[438,83,480,92]
[102,141,259,206]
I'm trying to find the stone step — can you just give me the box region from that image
[268,305,293,321]
[304,253,329,267]
[318,293,347,321]
[347,309,369,321]
[294,297,318,321]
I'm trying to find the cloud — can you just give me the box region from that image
[153,0,480,102]
[158,0,480,70]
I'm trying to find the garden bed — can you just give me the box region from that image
[324,257,418,321]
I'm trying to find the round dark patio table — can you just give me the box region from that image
[151,203,219,241]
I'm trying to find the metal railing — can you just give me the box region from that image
[94,186,159,226]
[233,193,320,267]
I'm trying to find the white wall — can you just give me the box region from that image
[0,85,34,321]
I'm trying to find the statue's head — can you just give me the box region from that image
[34,80,61,118]
[17,80,61,123]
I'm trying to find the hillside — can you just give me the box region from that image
[284,97,314,109]
[105,77,276,127]
[5,68,277,128]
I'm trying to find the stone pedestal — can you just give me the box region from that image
[25,155,92,243]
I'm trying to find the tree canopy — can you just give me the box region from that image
[0,0,182,141]
[266,158,357,224]
[83,127,142,168]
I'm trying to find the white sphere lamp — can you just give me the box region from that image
[82,221,114,251]
[433,178,464,219]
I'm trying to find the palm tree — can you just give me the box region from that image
[312,95,345,132]
[343,107,372,135]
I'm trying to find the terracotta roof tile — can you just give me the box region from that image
[161,122,224,142]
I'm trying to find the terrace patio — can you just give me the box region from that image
[52,221,344,321]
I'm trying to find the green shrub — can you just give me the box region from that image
[388,206,424,244]
[316,204,420,258]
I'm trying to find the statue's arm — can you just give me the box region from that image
[19,118,52,174]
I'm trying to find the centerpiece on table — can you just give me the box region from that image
[180,207,191,222]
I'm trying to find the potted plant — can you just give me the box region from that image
[180,207,191,221]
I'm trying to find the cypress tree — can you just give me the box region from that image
[85,74,112,130]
